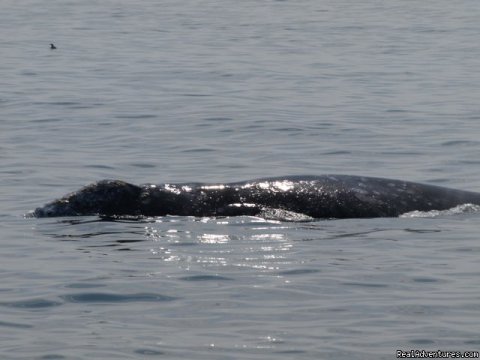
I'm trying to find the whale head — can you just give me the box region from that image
[32,180,142,217]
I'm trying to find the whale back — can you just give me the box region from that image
[30,175,480,219]
[233,175,480,218]
[310,175,480,217]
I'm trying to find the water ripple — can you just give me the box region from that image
[0,298,62,309]
[134,349,165,356]
[277,268,321,276]
[61,292,177,303]
[179,274,233,281]
[0,320,33,329]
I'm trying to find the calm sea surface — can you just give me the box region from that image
[2,1,480,359]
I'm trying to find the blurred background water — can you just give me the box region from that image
[1,0,480,359]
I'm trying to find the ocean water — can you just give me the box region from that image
[2,0,480,359]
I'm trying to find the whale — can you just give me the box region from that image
[30,175,480,220]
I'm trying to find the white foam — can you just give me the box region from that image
[400,203,480,218]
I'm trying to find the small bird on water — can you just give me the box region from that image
[50,43,56,49]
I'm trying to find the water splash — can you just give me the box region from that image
[400,203,480,218]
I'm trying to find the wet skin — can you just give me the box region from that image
[31,175,480,219]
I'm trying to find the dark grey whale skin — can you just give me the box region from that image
[31,175,480,219]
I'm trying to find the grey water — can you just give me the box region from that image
[2,0,480,359]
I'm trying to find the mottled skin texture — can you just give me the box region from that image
[31,175,480,219]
